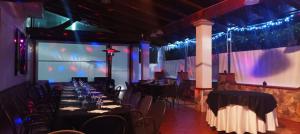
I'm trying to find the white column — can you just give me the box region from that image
[193,19,213,112]
[140,41,150,80]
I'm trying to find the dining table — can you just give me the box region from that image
[206,90,278,134]
[138,82,176,101]
[52,85,133,134]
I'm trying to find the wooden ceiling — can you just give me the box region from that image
[25,0,224,44]
[7,0,300,45]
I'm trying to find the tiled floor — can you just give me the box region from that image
[160,105,300,134]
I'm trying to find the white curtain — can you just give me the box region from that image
[38,42,107,82]
[163,59,185,78]
[112,45,129,90]
[219,46,300,87]
[162,55,219,80]
[187,56,195,80]
[218,53,228,73]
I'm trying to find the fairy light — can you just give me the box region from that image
[164,13,296,51]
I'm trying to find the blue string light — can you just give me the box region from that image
[163,38,196,51]
[164,13,296,51]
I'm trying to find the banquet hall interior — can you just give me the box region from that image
[1,0,300,134]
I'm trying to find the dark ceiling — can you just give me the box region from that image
[25,0,223,44]
[6,0,300,45]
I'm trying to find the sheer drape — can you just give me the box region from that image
[219,46,300,87]
[163,59,185,79]
[112,46,129,90]
[162,55,218,80]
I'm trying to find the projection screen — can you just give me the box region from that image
[38,42,107,82]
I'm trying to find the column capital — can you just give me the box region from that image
[193,19,214,27]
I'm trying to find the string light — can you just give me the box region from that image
[163,38,195,51]
[164,13,296,51]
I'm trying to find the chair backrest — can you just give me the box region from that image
[0,104,17,134]
[72,77,88,83]
[137,96,153,116]
[129,92,141,108]
[147,101,167,133]
[80,115,127,134]
[114,86,122,99]
[122,90,132,104]
[48,130,85,134]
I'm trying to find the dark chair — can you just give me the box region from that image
[48,130,85,134]
[0,103,18,134]
[176,80,194,105]
[113,86,122,100]
[147,101,167,134]
[72,77,88,83]
[80,115,127,134]
[106,79,115,93]
[94,77,109,91]
[137,96,153,116]
[128,92,142,109]
[130,95,153,131]
[122,83,133,104]
[134,101,167,134]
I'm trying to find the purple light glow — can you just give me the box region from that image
[20,39,24,43]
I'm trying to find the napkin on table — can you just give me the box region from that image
[61,99,79,103]
[101,105,121,109]
[87,110,109,114]
[102,100,113,103]
[60,106,80,111]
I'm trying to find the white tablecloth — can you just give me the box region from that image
[206,105,278,134]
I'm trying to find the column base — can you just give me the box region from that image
[194,88,213,112]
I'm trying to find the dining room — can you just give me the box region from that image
[0,0,300,134]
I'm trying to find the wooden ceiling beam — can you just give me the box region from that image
[161,0,256,35]
[178,0,203,10]
[116,0,173,23]
[70,0,161,29]
[152,2,187,17]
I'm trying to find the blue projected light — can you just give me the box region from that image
[76,70,86,77]
[58,66,65,72]
[89,42,103,46]
[132,52,138,61]
[48,79,55,83]
[96,61,105,68]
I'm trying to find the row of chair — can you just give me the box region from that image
[48,82,167,134]
[0,80,61,134]
[122,82,167,134]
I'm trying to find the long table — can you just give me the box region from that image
[206,90,278,134]
[53,85,132,133]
